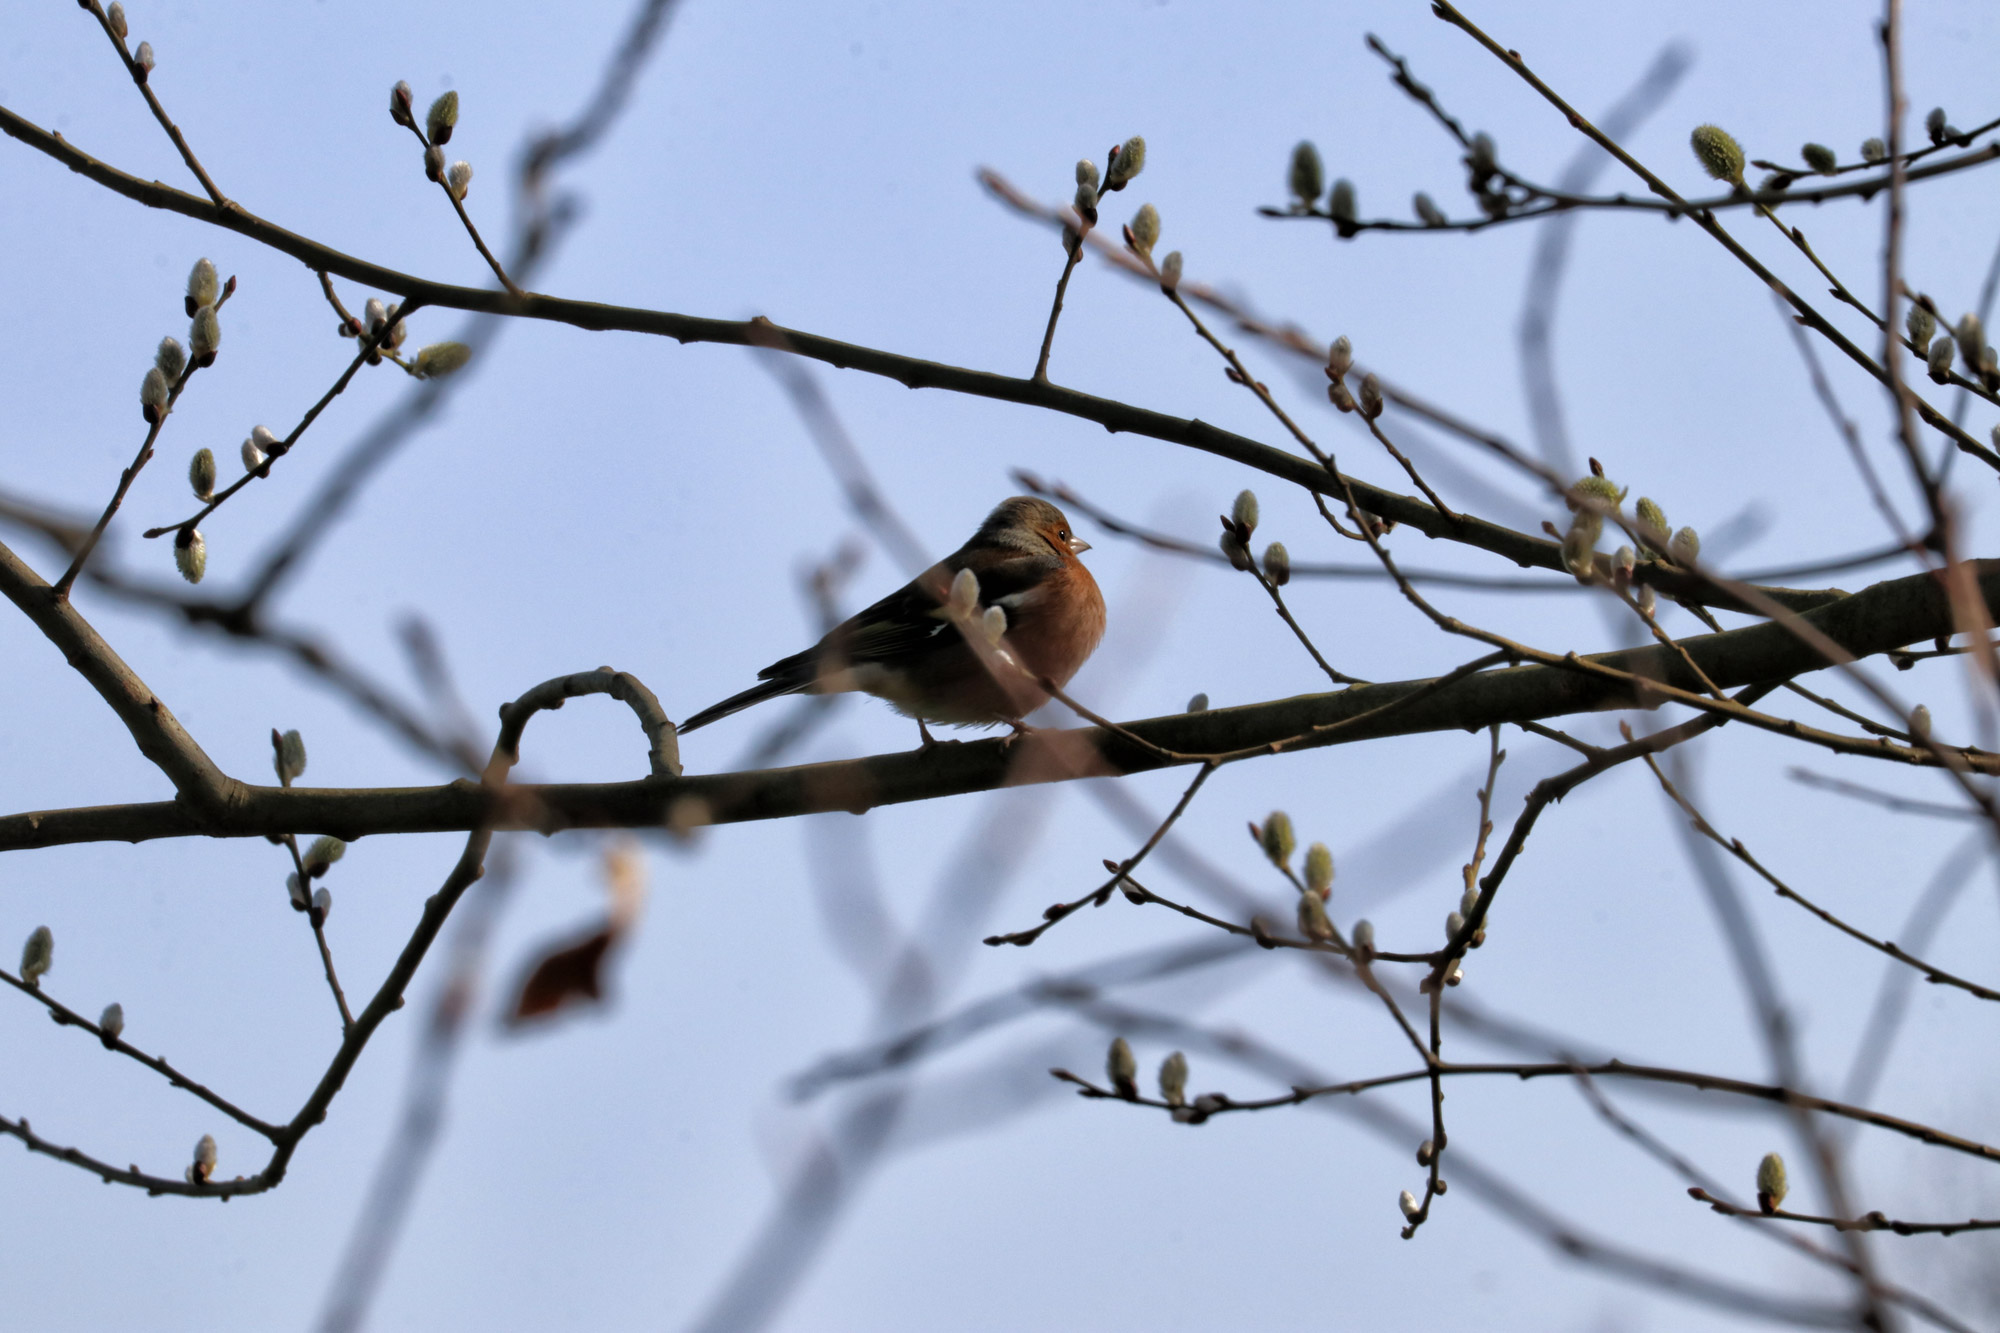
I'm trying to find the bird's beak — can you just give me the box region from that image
[1068,536,1092,554]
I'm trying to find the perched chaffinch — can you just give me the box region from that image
[679,496,1106,741]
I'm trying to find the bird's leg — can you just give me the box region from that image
[999,718,1036,750]
[917,718,939,751]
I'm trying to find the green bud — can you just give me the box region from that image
[141,366,169,422]
[107,3,128,40]
[1260,810,1296,866]
[1670,526,1700,565]
[303,836,346,877]
[1613,545,1636,581]
[1906,303,1935,353]
[1158,1051,1188,1107]
[1075,158,1099,191]
[1689,124,1745,185]
[1861,137,1886,164]
[1159,250,1182,291]
[1800,142,1836,175]
[1232,489,1259,535]
[446,159,473,201]
[99,1002,124,1044]
[188,448,215,500]
[1413,192,1446,227]
[1634,496,1668,539]
[1304,843,1334,894]
[1105,135,1146,190]
[173,529,206,584]
[390,80,415,128]
[1128,202,1159,256]
[1297,890,1334,941]
[1351,919,1374,953]
[1186,692,1209,713]
[186,258,218,315]
[1756,1151,1788,1212]
[275,729,307,784]
[189,304,220,363]
[1329,178,1357,224]
[1570,475,1625,510]
[1289,140,1324,205]
[1073,180,1098,214]
[426,89,459,145]
[155,336,186,382]
[1262,542,1290,587]
[1928,335,1955,381]
[1107,1036,1138,1096]
[20,925,52,987]
[1459,885,1479,918]
[1357,372,1383,420]
[413,341,473,379]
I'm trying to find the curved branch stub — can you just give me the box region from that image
[492,667,682,782]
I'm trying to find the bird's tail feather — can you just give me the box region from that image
[678,677,806,734]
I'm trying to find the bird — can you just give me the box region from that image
[678,496,1106,743]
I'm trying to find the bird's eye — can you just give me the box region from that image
[1059,528,1069,540]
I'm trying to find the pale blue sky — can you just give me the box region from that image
[4,1,1998,1329]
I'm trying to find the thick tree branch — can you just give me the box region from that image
[5,562,1991,852]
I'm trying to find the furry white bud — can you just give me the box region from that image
[188,448,215,501]
[141,366,169,422]
[447,160,473,201]
[189,304,220,363]
[154,336,186,382]
[186,258,218,313]
[173,529,206,584]
[947,567,980,617]
[99,1002,124,1042]
[20,925,52,987]
[187,1133,217,1185]
[1158,1051,1188,1107]
[275,729,307,784]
